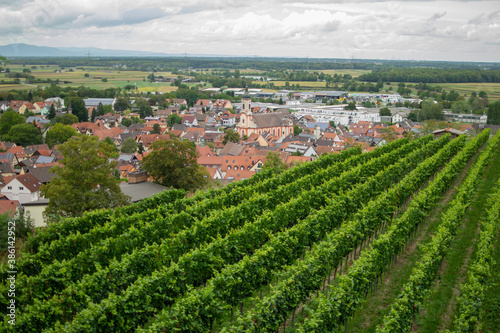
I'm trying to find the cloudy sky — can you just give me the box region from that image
[1,0,499,62]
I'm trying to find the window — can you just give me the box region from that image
[240,166,244,171]
[227,165,231,170]
[19,187,24,191]
[7,186,12,190]
[234,166,237,170]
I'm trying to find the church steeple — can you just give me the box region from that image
[242,86,252,115]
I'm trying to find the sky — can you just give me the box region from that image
[0,0,499,62]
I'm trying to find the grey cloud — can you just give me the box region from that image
[429,11,447,21]
[322,20,341,32]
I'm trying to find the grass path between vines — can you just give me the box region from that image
[344,140,485,333]
[411,145,500,332]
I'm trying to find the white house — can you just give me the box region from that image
[1,173,43,204]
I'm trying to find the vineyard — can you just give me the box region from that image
[1,130,500,333]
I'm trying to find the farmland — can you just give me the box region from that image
[0,65,180,93]
[1,129,499,332]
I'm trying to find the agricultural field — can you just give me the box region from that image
[0,65,181,93]
[310,69,372,77]
[252,80,328,89]
[433,82,500,100]
[1,129,499,332]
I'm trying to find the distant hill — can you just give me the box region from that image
[0,43,177,57]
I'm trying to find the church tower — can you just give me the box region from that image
[241,86,252,115]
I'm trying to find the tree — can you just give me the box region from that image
[379,127,398,142]
[135,98,153,118]
[68,96,88,122]
[407,112,418,122]
[167,113,183,127]
[222,129,240,144]
[487,100,500,125]
[329,120,336,127]
[379,107,391,117]
[0,211,33,252]
[121,137,138,153]
[152,123,162,134]
[40,136,130,218]
[294,125,303,136]
[0,110,26,136]
[121,118,132,127]
[344,102,357,110]
[45,123,78,148]
[262,152,289,173]
[53,113,79,125]
[451,100,471,114]
[47,104,57,120]
[3,123,43,146]
[142,137,209,192]
[114,97,129,112]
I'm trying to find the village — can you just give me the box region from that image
[0,88,481,227]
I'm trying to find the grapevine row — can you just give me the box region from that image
[377,129,497,333]
[41,138,423,332]
[451,176,500,332]
[296,129,492,332]
[12,139,387,309]
[140,135,452,332]
[225,133,470,332]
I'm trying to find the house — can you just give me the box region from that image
[285,155,313,166]
[10,100,28,111]
[195,99,213,108]
[136,134,170,151]
[1,173,43,204]
[6,146,28,163]
[212,99,233,112]
[220,142,246,156]
[18,102,36,114]
[220,111,237,127]
[222,156,266,173]
[0,200,20,218]
[181,115,198,127]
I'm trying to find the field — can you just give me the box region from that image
[0,65,180,93]
[433,82,500,100]
[309,69,372,77]
[1,130,499,332]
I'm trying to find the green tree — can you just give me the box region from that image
[222,128,240,144]
[114,97,129,113]
[40,136,130,218]
[487,100,500,125]
[451,100,471,114]
[135,98,153,118]
[68,96,88,122]
[329,120,336,127]
[3,123,43,146]
[45,123,78,148]
[121,137,138,153]
[121,118,132,127]
[53,113,79,125]
[344,102,357,110]
[167,113,183,127]
[142,137,209,192]
[262,151,289,173]
[152,123,161,134]
[47,104,57,120]
[379,107,391,117]
[407,112,418,122]
[0,110,25,136]
[294,125,302,136]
